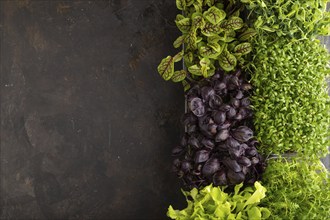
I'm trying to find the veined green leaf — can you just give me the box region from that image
[186,30,198,50]
[203,6,226,25]
[203,0,215,7]
[218,50,237,71]
[201,22,222,36]
[207,35,221,43]
[173,50,184,62]
[234,42,252,55]
[200,57,211,78]
[186,0,194,6]
[221,17,244,31]
[157,56,174,81]
[184,52,194,67]
[238,28,257,41]
[188,64,202,76]
[172,70,187,82]
[193,0,203,13]
[198,43,221,59]
[176,17,191,33]
[182,80,191,92]
[173,35,186,48]
[192,13,205,30]
[176,0,186,10]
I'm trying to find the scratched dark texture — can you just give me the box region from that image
[0,0,186,219]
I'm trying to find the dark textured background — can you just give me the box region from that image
[1,1,329,220]
[0,0,186,219]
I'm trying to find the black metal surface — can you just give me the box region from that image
[0,1,186,219]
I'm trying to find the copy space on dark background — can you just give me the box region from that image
[0,1,186,219]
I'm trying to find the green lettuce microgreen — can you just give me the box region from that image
[168,182,270,220]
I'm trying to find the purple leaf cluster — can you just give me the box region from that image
[172,69,265,189]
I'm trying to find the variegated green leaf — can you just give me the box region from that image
[200,58,211,78]
[173,50,184,62]
[218,50,237,71]
[238,28,257,41]
[186,0,194,6]
[203,0,215,7]
[188,64,202,76]
[173,35,186,48]
[172,70,187,82]
[157,56,174,80]
[201,22,222,36]
[199,42,222,59]
[184,52,194,67]
[203,6,226,25]
[182,80,191,92]
[186,30,197,50]
[221,17,244,31]
[193,0,203,13]
[175,18,191,33]
[176,0,186,10]
[207,35,221,43]
[191,13,205,30]
[234,42,252,55]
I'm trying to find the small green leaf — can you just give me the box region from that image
[173,50,184,62]
[176,17,191,33]
[200,57,211,78]
[186,0,194,6]
[234,42,252,55]
[188,64,202,76]
[244,182,267,206]
[172,70,187,82]
[207,35,221,43]
[157,56,174,80]
[218,50,237,71]
[238,28,257,41]
[182,80,191,92]
[247,207,262,220]
[221,17,244,31]
[186,30,198,50]
[176,0,186,10]
[192,13,205,30]
[184,52,194,67]
[199,44,221,59]
[201,22,222,36]
[173,35,186,48]
[203,6,226,25]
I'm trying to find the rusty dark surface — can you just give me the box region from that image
[0,0,186,219]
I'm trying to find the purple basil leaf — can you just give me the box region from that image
[227,170,245,184]
[230,98,240,108]
[189,97,205,117]
[232,126,254,142]
[213,111,226,124]
[237,156,252,167]
[201,86,215,101]
[202,158,220,176]
[172,146,184,156]
[213,170,227,186]
[223,158,242,172]
[227,107,237,119]
[240,97,251,107]
[218,121,231,130]
[195,150,210,163]
[226,137,240,149]
[188,136,201,149]
[201,138,215,150]
[181,161,192,173]
[209,95,223,108]
[215,129,229,142]
[245,147,257,156]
